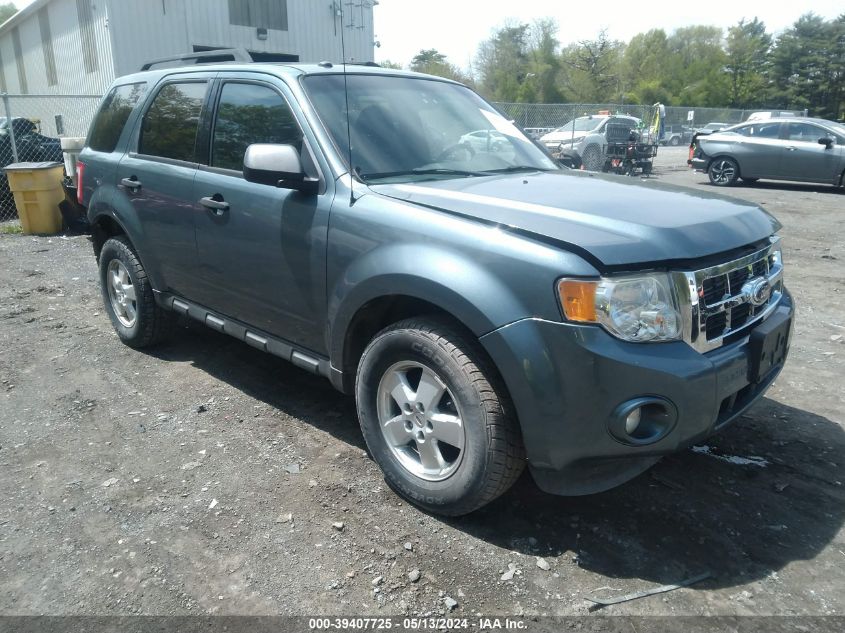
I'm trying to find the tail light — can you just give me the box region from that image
[76,161,85,205]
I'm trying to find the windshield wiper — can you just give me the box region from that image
[361,168,487,181]
[481,165,555,174]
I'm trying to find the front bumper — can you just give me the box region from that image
[480,290,794,496]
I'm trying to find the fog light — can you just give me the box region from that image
[625,408,642,434]
[608,397,679,446]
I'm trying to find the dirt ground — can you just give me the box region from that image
[1,147,843,618]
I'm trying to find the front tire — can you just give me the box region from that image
[99,236,175,348]
[355,317,525,516]
[708,157,740,186]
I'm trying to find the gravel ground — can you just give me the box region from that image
[1,147,843,617]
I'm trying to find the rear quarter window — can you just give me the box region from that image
[88,83,148,153]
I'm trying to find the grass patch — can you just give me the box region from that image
[0,223,23,234]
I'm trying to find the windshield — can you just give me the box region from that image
[302,74,556,182]
[553,117,604,133]
[826,121,845,137]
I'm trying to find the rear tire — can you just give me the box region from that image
[355,317,525,516]
[708,157,740,186]
[99,236,175,348]
[669,136,680,146]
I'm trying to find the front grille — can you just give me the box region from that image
[682,238,784,353]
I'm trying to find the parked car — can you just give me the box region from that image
[660,124,693,146]
[79,60,794,515]
[459,129,509,152]
[689,117,845,187]
[745,111,805,122]
[540,114,642,170]
[694,122,729,136]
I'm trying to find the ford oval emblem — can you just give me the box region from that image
[743,277,772,307]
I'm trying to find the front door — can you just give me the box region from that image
[191,77,332,353]
[117,75,214,295]
[782,122,841,183]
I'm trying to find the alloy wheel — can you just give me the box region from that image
[376,361,465,481]
[107,259,138,328]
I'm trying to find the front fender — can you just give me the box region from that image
[328,242,538,369]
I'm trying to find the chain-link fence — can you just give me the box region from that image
[0,93,102,224]
[493,102,806,139]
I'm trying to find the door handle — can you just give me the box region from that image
[121,177,142,190]
[785,146,797,151]
[199,196,230,215]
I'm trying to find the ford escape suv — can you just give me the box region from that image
[79,61,793,516]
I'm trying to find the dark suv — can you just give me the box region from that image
[79,62,794,515]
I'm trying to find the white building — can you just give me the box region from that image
[0,0,375,134]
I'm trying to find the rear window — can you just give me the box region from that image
[88,82,147,153]
[139,82,208,162]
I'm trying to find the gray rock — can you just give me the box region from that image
[332,521,345,531]
[444,596,458,611]
[500,562,518,581]
[408,569,421,583]
[536,557,551,571]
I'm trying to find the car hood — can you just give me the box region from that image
[369,170,780,268]
[541,132,589,144]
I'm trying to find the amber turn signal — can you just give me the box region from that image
[558,279,598,322]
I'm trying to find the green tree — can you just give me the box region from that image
[409,48,472,84]
[521,19,563,103]
[666,25,729,106]
[620,29,672,104]
[559,30,624,102]
[725,18,772,108]
[0,3,16,24]
[377,60,403,70]
[475,24,531,101]
[769,13,845,119]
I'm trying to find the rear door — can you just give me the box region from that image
[729,121,783,178]
[782,122,841,183]
[117,73,215,295]
[190,74,333,353]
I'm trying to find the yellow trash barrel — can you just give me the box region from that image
[4,161,65,235]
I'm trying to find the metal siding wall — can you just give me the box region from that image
[0,0,115,96]
[107,0,192,77]
[0,0,374,93]
[110,0,372,72]
[183,0,372,63]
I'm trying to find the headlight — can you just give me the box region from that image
[558,273,682,342]
[769,242,783,270]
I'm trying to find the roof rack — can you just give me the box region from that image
[140,48,253,71]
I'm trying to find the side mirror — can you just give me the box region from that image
[818,137,834,149]
[243,144,319,194]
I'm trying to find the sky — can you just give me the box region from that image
[371,0,844,69]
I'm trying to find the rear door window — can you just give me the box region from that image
[138,82,208,162]
[211,82,302,172]
[87,82,148,152]
[733,122,781,138]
